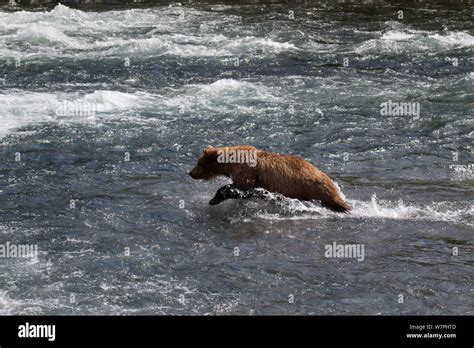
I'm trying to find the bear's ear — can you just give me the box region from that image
[203,146,214,154]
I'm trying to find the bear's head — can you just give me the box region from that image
[189,146,221,180]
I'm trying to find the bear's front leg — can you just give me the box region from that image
[209,185,254,205]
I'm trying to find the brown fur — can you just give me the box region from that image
[189,145,351,212]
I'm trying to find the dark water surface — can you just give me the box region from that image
[0,1,472,314]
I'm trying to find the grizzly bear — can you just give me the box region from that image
[189,145,351,213]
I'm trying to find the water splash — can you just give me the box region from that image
[256,192,473,225]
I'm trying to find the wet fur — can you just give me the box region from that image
[189,145,351,213]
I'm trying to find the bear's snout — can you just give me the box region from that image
[189,165,214,180]
[189,166,202,179]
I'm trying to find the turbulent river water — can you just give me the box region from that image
[0,1,472,314]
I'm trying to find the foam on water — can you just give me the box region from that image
[113,34,297,57]
[0,4,296,59]
[381,30,416,41]
[15,22,86,49]
[161,78,281,114]
[0,269,241,315]
[196,79,278,100]
[450,164,474,180]
[0,77,281,139]
[256,193,473,225]
[80,90,155,112]
[1,4,472,60]
[0,290,24,315]
[0,91,58,139]
[355,29,474,54]
[0,90,158,139]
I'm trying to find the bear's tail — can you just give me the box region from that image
[321,197,351,213]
